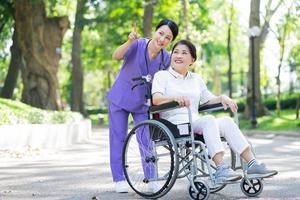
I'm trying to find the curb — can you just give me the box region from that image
[243,130,300,138]
[0,119,92,149]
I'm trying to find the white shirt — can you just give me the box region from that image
[152,68,215,124]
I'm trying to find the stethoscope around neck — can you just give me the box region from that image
[131,39,167,105]
[144,39,166,77]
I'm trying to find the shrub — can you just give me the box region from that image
[0,98,83,125]
[27,110,45,124]
[236,93,298,112]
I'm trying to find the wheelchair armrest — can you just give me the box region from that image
[198,103,224,112]
[150,101,180,113]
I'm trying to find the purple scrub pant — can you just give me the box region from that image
[109,103,150,182]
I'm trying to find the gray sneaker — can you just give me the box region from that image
[214,164,242,182]
[247,163,278,178]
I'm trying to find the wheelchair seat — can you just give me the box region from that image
[154,118,206,143]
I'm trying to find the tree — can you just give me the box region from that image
[1,28,23,99]
[273,2,297,116]
[226,0,234,99]
[71,0,87,116]
[14,0,69,110]
[244,0,283,118]
[181,0,190,40]
[142,0,154,38]
[0,1,22,99]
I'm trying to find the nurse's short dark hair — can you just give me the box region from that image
[171,40,197,60]
[155,19,178,41]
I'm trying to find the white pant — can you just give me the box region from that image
[192,115,249,158]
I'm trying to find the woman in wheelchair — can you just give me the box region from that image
[151,39,277,182]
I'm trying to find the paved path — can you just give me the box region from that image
[0,127,300,200]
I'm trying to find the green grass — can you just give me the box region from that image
[0,98,83,124]
[89,113,109,126]
[239,109,300,132]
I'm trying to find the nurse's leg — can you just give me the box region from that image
[109,103,129,182]
[132,112,154,179]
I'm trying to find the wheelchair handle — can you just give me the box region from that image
[132,74,152,83]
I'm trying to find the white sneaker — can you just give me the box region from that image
[214,164,242,182]
[147,181,161,193]
[115,181,128,193]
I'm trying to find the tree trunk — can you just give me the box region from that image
[296,94,300,119]
[289,66,294,94]
[259,0,283,45]
[213,67,221,95]
[276,38,285,117]
[14,0,69,110]
[142,0,154,38]
[181,0,189,40]
[71,0,87,116]
[244,0,267,118]
[227,1,234,99]
[1,26,23,99]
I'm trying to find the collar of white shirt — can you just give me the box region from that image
[169,67,192,79]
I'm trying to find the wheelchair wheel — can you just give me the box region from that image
[188,180,210,200]
[122,120,179,199]
[240,178,263,197]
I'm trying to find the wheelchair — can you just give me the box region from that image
[122,77,275,200]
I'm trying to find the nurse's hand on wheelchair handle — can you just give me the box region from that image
[220,95,238,113]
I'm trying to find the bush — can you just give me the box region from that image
[236,93,298,112]
[27,110,45,124]
[0,98,83,125]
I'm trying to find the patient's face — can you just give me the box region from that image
[171,44,194,69]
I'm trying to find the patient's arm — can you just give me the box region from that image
[152,93,190,107]
[206,95,238,113]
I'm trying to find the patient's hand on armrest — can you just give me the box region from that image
[152,93,190,107]
[149,101,180,113]
[203,95,238,113]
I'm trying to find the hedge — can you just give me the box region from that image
[0,98,83,125]
[237,93,298,112]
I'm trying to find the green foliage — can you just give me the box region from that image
[0,98,82,125]
[202,42,227,64]
[239,109,300,132]
[236,93,298,112]
[0,0,299,112]
[27,110,45,124]
[0,1,14,85]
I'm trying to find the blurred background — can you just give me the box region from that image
[0,0,299,131]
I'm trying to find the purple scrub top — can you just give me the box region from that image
[106,38,171,113]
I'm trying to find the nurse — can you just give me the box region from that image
[106,19,178,193]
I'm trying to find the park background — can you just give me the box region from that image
[0,0,299,133]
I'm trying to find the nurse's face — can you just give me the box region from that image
[152,25,173,49]
[171,44,194,70]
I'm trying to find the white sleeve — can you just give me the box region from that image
[152,71,167,95]
[198,76,215,104]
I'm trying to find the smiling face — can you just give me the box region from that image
[171,44,195,71]
[152,25,173,49]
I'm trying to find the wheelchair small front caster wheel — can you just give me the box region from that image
[188,180,210,200]
[240,178,263,197]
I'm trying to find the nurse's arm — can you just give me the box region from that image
[112,40,134,60]
[112,24,140,60]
